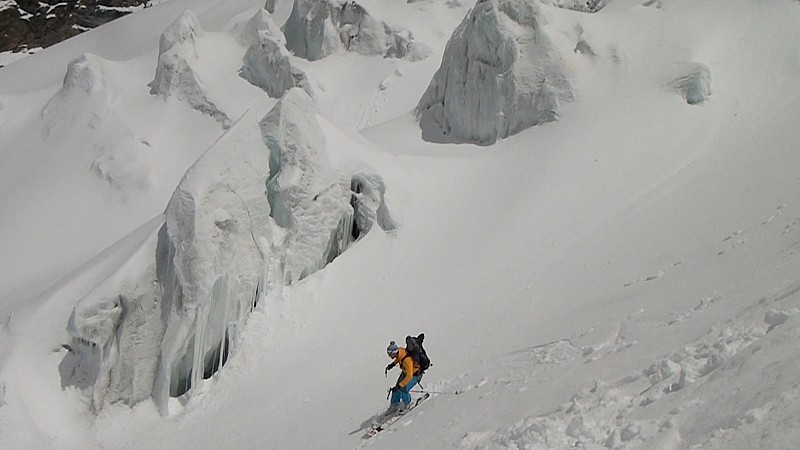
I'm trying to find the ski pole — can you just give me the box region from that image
[410,389,461,395]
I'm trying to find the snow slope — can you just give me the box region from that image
[1,0,800,448]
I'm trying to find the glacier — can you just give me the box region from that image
[149,10,232,128]
[282,0,429,61]
[416,0,573,145]
[60,89,395,413]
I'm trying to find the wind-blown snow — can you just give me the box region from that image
[1,0,800,448]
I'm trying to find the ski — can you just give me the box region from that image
[363,393,430,438]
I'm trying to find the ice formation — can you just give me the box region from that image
[61,111,270,412]
[41,54,155,192]
[416,0,573,145]
[669,63,712,105]
[231,8,284,48]
[539,0,605,12]
[263,88,356,282]
[282,0,429,61]
[41,54,116,138]
[60,92,396,413]
[240,30,313,98]
[337,1,430,60]
[149,10,232,127]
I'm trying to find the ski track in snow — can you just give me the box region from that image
[624,202,800,287]
[449,281,800,449]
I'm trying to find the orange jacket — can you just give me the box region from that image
[394,348,420,388]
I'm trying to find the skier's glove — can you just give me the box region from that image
[385,362,396,375]
[390,385,400,393]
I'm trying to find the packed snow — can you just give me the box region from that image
[1,0,800,449]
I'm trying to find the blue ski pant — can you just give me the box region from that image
[390,376,419,406]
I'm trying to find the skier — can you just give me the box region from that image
[384,340,419,414]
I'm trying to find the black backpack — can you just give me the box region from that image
[404,333,431,376]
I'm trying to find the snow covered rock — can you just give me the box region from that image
[282,0,429,61]
[149,10,231,127]
[416,0,573,145]
[669,62,711,105]
[240,30,313,98]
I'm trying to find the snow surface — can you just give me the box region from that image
[1,0,800,448]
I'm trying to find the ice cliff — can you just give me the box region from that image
[282,0,429,61]
[60,90,395,413]
[240,21,314,98]
[416,0,573,145]
[669,63,712,105]
[149,11,232,127]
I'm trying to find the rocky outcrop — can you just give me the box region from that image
[0,0,150,56]
[416,0,573,145]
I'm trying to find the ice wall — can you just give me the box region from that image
[61,95,396,413]
[282,0,429,61]
[261,88,354,282]
[59,224,166,410]
[232,8,284,48]
[152,111,272,406]
[149,10,232,127]
[61,111,272,413]
[41,53,156,192]
[416,0,573,145]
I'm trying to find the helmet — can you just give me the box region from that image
[386,341,399,357]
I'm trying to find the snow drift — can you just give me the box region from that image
[416,0,573,145]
